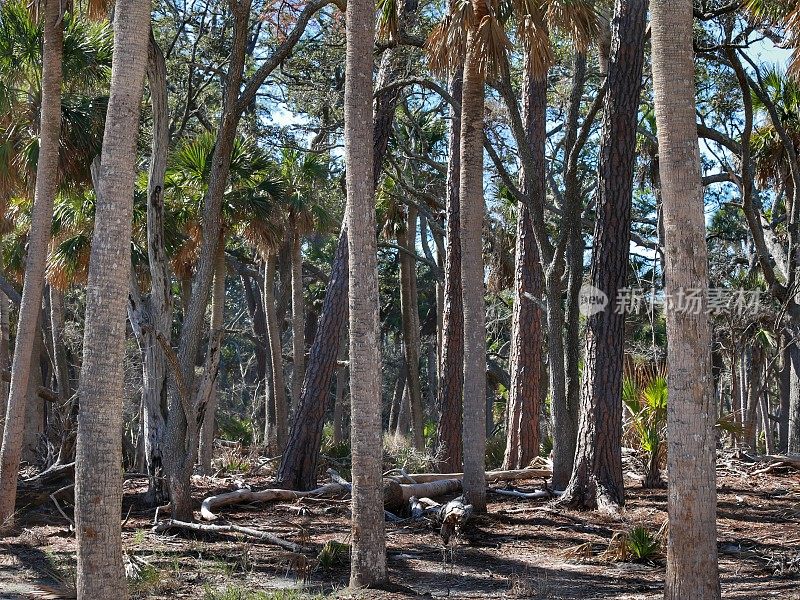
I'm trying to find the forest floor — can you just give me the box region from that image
[1,454,799,600]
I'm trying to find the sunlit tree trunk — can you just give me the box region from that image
[651,0,721,596]
[74,0,150,593]
[345,0,386,583]
[459,18,488,512]
[0,0,63,522]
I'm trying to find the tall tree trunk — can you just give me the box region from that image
[560,0,646,511]
[275,0,407,488]
[651,0,721,596]
[563,53,588,459]
[127,30,172,504]
[75,0,149,593]
[436,71,464,473]
[198,244,227,473]
[0,0,62,522]
[345,0,386,584]
[291,223,305,412]
[264,252,288,453]
[276,230,348,489]
[503,44,556,472]
[397,205,424,449]
[503,200,544,470]
[743,344,765,449]
[332,333,348,446]
[0,290,9,430]
[162,0,252,521]
[459,25,488,513]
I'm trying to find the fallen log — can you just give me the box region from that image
[385,467,551,484]
[491,488,562,500]
[200,482,348,520]
[152,519,306,552]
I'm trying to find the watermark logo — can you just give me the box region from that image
[578,285,763,317]
[579,284,608,317]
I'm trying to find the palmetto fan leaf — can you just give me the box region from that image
[746,0,800,77]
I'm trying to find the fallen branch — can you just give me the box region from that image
[491,488,562,500]
[385,467,551,484]
[201,482,348,520]
[152,519,306,552]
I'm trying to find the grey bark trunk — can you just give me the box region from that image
[651,0,721,596]
[75,0,150,594]
[0,0,62,521]
[345,0,386,582]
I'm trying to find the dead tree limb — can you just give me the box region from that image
[152,519,306,552]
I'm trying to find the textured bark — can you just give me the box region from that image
[198,245,227,473]
[275,0,407,489]
[560,0,646,511]
[163,0,252,521]
[459,25,488,513]
[0,0,62,522]
[345,0,387,584]
[0,290,8,430]
[651,0,721,596]
[290,225,305,412]
[562,53,588,458]
[332,339,348,446]
[264,253,288,453]
[436,71,464,473]
[503,201,544,470]
[789,343,800,453]
[75,0,149,594]
[127,31,172,504]
[275,230,348,490]
[397,205,424,449]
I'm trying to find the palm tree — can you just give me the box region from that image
[160,131,283,493]
[651,0,721,597]
[0,0,63,524]
[746,0,800,78]
[74,0,150,594]
[345,0,386,585]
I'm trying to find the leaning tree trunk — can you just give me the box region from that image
[345,0,387,584]
[0,0,62,522]
[651,0,721,596]
[397,205,424,449]
[459,22,488,513]
[198,244,227,473]
[789,340,800,453]
[436,70,464,473]
[560,0,646,512]
[75,0,150,594]
[264,252,288,454]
